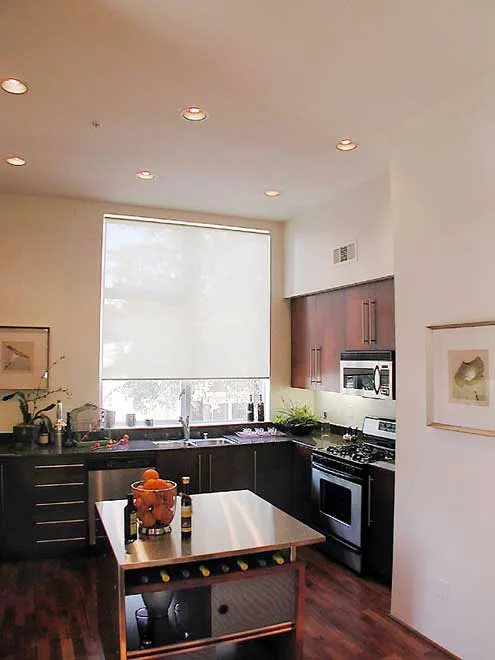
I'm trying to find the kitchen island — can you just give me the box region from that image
[96,490,324,660]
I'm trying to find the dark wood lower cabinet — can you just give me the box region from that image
[208,445,255,492]
[253,443,292,512]
[291,444,313,525]
[157,448,202,493]
[365,465,395,584]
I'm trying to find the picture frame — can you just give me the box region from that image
[0,326,50,391]
[427,320,495,436]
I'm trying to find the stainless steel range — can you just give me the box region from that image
[311,416,396,573]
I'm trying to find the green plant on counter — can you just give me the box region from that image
[273,400,320,436]
[1,355,70,435]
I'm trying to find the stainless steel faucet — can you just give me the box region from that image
[179,415,190,440]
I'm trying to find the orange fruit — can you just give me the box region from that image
[154,478,168,490]
[141,511,156,528]
[142,491,156,506]
[143,468,159,482]
[143,479,158,490]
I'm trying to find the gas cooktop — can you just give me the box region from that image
[325,442,395,465]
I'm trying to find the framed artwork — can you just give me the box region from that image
[0,326,50,391]
[427,321,495,436]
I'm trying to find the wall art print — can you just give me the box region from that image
[0,326,49,391]
[427,321,495,436]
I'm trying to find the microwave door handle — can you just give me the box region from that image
[373,365,381,395]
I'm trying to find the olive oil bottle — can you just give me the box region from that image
[124,492,137,544]
[181,476,192,536]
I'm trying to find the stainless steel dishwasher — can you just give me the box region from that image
[88,454,154,545]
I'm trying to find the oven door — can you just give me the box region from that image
[311,464,363,549]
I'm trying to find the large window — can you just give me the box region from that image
[100,216,270,425]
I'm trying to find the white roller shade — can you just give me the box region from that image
[101,217,270,380]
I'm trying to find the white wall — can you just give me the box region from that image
[284,171,396,427]
[285,172,393,297]
[0,194,289,431]
[391,73,495,659]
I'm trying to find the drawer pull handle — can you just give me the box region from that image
[35,482,85,487]
[34,464,84,469]
[35,500,86,507]
[36,519,85,525]
[218,604,229,615]
[35,537,86,544]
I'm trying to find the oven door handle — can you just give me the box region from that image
[312,462,363,485]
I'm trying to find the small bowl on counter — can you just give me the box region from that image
[131,479,177,535]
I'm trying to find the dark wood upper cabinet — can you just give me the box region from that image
[291,295,317,389]
[344,278,395,350]
[291,277,394,392]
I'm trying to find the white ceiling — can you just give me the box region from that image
[1,0,495,220]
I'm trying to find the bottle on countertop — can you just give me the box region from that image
[247,395,255,422]
[53,400,65,450]
[257,394,264,422]
[124,492,138,545]
[181,476,192,537]
[320,411,331,440]
[38,420,49,446]
[64,412,74,445]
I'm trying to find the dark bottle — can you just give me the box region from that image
[38,420,49,446]
[217,561,230,574]
[124,493,137,544]
[255,556,268,568]
[257,394,264,422]
[181,476,192,536]
[247,395,255,422]
[64,412,74,445]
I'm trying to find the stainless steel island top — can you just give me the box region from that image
[96,489,324,570]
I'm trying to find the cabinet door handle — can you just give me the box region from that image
[198,454,202,493]
[0,464,5,522]
[368,476,373,527]
[316,346,322,384]
[209,453,213,492]
[253,449,257,492]
[369,299,377,344]
[309,347,314,383]
[362,300,370,344]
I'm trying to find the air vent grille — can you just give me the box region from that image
[333,241,357,265]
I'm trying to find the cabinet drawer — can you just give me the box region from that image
[34,519,87,542]
[211,570,295,637]
[34,500,87,522]
[33,482,87,503]
[33,463,86,485]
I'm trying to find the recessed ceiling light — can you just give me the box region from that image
[336,138,358,152]
[136,170,155,180]
[5,156,27,166]
[181,106,208,122]
[1,78,28,95]
[264,189,281,197]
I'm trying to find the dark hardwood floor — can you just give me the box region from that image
[0,547,451,660]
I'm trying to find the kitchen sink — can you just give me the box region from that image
[152,440,190,449]
[187,437,237,447]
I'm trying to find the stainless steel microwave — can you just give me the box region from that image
[340,350,395,400]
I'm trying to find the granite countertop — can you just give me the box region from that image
[0,430,347,459]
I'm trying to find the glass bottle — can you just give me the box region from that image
[257,394,264,422]
[320,411,331,440]
[124,492,137,544]
[247,395,255,422]
[181,476,192,536]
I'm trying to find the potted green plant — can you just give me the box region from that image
[1,355,69,444]
[273,401,320,436]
